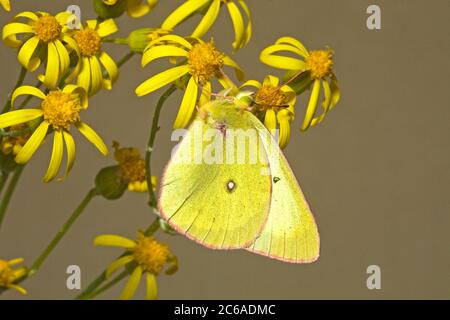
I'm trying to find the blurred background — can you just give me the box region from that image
[0,0,449,299]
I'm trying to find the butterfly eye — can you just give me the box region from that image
[273,177,281,183]
[226,180,236,192]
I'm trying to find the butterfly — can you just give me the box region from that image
[158,98,319,263]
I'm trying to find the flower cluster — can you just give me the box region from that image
[0,0,341,299]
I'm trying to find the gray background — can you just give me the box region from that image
[0,0,449,299]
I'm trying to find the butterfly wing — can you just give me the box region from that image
[159,107,272,249]
[246,113,320,263]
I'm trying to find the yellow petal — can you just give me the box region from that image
[98,51,118,90]
[329,74,340,109]
[62,131,76,178]
[263,75,279,87]
[76,121,108,156]
[15,121,49,164]
[11,86,45,108]
[223,55,244,81]
[135,65,189,96]
[264,109,277,133]
[120,266,142,300]
[146,34,192,51]
[0,109,43,128]
[62,85,88,109]
[54,39,70,77]
[62,35,80,57]
[162,0,209,30]
[77,57,92,93]
[86,20,97,30]
[41,43,60,89]
[89,56,103,95]
[237,0,252,46]
[1,0,11,11]
[106,255,134,278]
[275,36,309,58]
[126,0,154,18]
[311,80,332,127]
[43,130,63,182]
[226,0,245,50]
[173,76,198,129]
[199,81,211,106]
[7,284,27,295]
[192,0,220,38]
[2,22,34,47]
[141,45,188,67]
[277,110,292,149]
[260,45,306,70]
[146,273,158,300]
[93,234,136,248]
[8,258,24,266]
[55,11,72,26]
[240,80,261,90]
[301,79,321,131]
[17,36,41,71]
[96,19,118,38]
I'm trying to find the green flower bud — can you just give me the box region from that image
[93,0,127,19]
[127,28,170,53]
[95,165,127,200]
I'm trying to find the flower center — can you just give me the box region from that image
[41,91,81,130]
[33,15,62,43]
[74,28,102,57]
[187,42,224,84]
[255,85,286,111]
[132,235,170,274]
[113,142,146,183]
[306,49,334,79]
[0,260,14,287]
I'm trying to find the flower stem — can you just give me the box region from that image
[80,269,129,300]
[145,85,177,207]
[28,188,99,277]
[0,171,9,196]
[0,166,24,230]
[1,67,27,114]
[117,51,135,68]
[75,217,160,300]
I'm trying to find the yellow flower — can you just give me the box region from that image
[2,11,78,89]
[241,75,296,149]
[1,124,31,156]
[0,0,10,12]
[136,35,244,128]
[0,85,108,182]
[260,37,341,131]
[113,141,157,192]
[102,0,158,18]
[162,0,252,51]
[0,258,27,295]
[94,232,178,300]
[68,19,119,96]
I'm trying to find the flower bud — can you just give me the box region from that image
[94,0,127,19]
[95,165,127,200]
[127,28,170,53]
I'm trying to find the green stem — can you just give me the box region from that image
[117,52,135,68]
[28,188,99,276]
[75,217,160,300]
[1,67,27,114]
[0,171,9,196]
[103,37,129,45]
[0,166,24,230]
[145,85,177,207]
[80,269,129,300]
